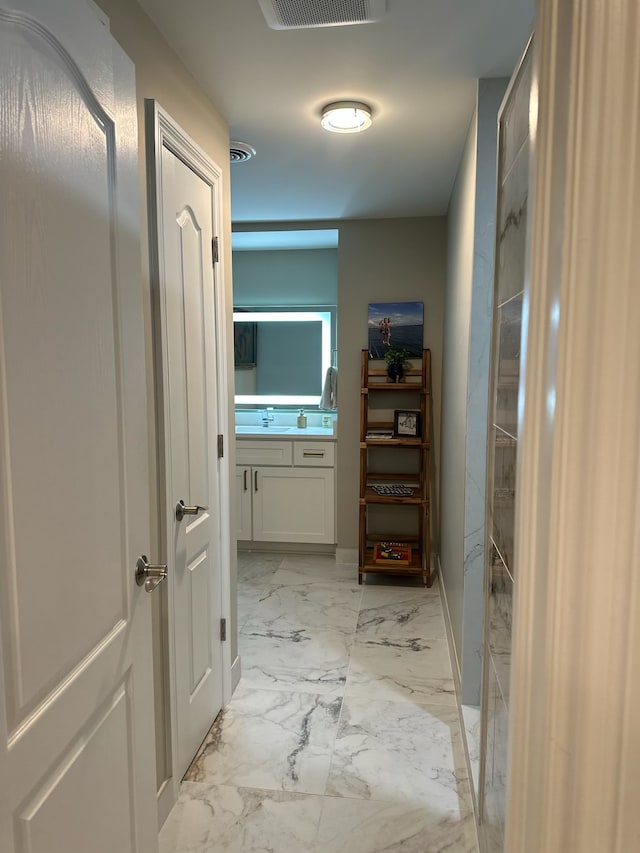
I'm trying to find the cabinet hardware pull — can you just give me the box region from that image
[303,451,324,457]
[243,469,248,491]
[254,470,258,492]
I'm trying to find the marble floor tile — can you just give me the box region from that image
[326,696,471,813]
[345,640,456,705]
[357,589,447,641]
[185,687,342,795]
[160,782,323,853]
[239,626,352,695]
[237,551,283,585]
[316,797,479,853]
[241,582,362,636]
[271,554,358,586]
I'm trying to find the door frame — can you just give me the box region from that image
[145,100,232,822]
[506,0,640,849]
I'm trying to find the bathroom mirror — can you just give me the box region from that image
[233,310,332,406]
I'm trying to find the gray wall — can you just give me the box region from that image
[233,249,337,306]
[337,218,447,553]
[440,79,507,699]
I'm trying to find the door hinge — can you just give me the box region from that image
[217,434,224,458]
[220,618,227,642]
[212,236,219,265]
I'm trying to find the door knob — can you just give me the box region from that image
[175,499,208,521]
[135,555,167,593]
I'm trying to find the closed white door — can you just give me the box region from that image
[0,2,157,852]
[154,119,224,780]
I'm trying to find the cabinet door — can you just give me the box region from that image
[252,467,335,544]
[235,466,253,541]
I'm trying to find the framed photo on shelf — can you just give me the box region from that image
[394,409,421,438]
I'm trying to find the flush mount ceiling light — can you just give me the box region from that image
[321,101,372,134]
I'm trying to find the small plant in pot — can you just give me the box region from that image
[384,347,410,382]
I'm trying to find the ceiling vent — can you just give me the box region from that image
[257,0,387,30]
[230,142,256,163]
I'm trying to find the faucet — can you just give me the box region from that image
[261,408,274,427]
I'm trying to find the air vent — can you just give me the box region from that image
[230,142,256,163]
[257,0,387,30]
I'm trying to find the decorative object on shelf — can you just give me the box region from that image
[384,346,410,382]
[373,542,412,566]
[394,409,421,438]
[367,301,424,358]
[371,485,415,496]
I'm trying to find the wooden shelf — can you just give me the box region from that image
[358,348,432,587]
[361,547,426,575]
[360,487,427,506]
[361,438,429,448]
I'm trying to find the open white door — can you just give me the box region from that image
[147,104,229,790]
[0,2,158,852]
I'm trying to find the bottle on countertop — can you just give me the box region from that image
[297,409,307,429]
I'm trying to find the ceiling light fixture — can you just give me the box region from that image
[321,101,372,134]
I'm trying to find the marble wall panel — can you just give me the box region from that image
[489,558,513,702]
[500,47,533,179]
[497,142,529,306]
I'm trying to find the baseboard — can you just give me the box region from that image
[156,775,177,832]
[336,547,357,565]
[237,541,335,555]
[438,555,483,850]
[231,655,242,693]
[438,554,462,687]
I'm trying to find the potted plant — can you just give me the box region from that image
[384,346,410,382]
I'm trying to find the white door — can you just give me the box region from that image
[0,2,157,852]
[151,110,224,780]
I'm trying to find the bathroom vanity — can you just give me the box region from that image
[235,427,336,545]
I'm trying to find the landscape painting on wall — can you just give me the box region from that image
[367,301,424,358]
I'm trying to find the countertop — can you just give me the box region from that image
[235,425,336,439]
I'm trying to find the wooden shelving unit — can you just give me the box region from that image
[358,348,432,586]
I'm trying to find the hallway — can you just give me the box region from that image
[160,553,478,852]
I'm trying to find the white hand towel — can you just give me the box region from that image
[319,366,338,410]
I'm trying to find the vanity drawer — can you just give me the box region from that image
[236,440,293,466]
[293,440,335,468]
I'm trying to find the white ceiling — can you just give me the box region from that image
[138,0,533,224]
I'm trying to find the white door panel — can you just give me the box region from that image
[0,2,157,851]
[155,124,224,782]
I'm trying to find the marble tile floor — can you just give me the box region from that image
[160,552,479,853]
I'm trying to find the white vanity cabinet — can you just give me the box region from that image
[236,438,335,545]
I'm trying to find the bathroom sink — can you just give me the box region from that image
[235,425,292,434]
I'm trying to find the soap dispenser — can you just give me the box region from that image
[297,409,307,429]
